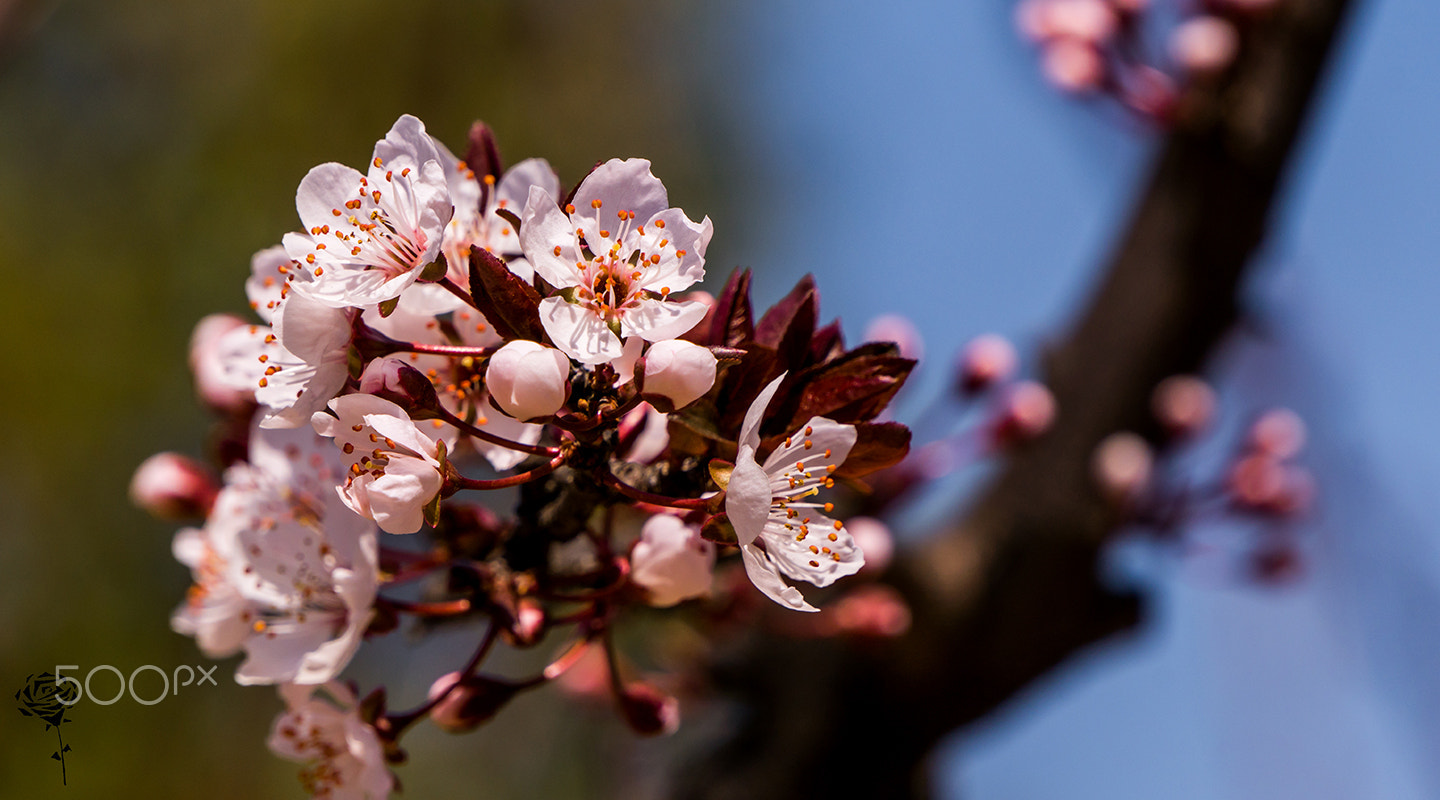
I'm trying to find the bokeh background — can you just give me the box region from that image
[2,0,1437,798]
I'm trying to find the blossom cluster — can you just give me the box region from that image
[1016,0,1279,121]
[135,116,914,796]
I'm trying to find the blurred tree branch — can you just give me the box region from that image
[673,0,1359,797]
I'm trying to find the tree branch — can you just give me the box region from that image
[673,1,1360,797]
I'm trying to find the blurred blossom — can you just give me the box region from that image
[631,514,715,607]
[190,313,254,414]
[1043,40,1107,93]
[829,585,912,638]
[130,452,219,521]
[1152,374,1216,437]
[864,314,924,362]
[846,516,895,575]
[994,381,1056,445]
[1169,16,1239,75]
[1249,408,1307,459]
[958,333,1018,394]
[1092,431,1153,503]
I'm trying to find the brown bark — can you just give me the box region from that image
[673,1,1360,797]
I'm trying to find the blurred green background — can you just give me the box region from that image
[0,1,746,796]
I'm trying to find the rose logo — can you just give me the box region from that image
[16,671,76,785]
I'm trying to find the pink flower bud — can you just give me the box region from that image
[642,339,717,412]
[358,357,442,416]
[1152,375,1215,437]
[1169,16,1239,75]
[958,334,1018,394]
[830,585,912,638]
[190,313,253,414]
[130,452,219,520]
[994,381,1056,445]
[426,671,519,733]
[1091,432,1153,503]
[846,516,894,575]
[484,340,570,420]
[618,682,680,737]
[1248,408,1306,459]
[631,514,715,607]
[1046,0,1118,44]
[864,314,924,362]
[509,598,546,647]
[1043,40,1106,93]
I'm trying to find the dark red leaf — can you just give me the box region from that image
[467,247,546,342]
[709,268,755,347]
[836,422,912,478]
[755,274,817,370]
[463,121,504,183]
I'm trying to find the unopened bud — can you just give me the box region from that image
[485,340,570,420]
[641,339,717,412]
[1152,375,1215,437]
[1169,16,1238,75]
[190,313,253,414]
[359,357,442,417]
[994,381,1056,445]
[1092,432,1153,503]
[863,314,924,362]
[617,682,680,737]
[958,334,1018,394]
[427,672,519,733]
[130,452,219,520]
[846,516,894,575]
[1248,408,1306,459]
[509,598,545,647]
[1045,0,1118,44]
[1043,40,1106,93]
[830,585,912,638]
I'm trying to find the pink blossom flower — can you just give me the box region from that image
[268,682,394,799]
[283,115,452,309]
[312,394,446,535]
[725,374,864,612]
[171,422,379,686]
[519,158,712,364]
[630,514,715,607]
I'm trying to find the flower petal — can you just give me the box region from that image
[740,543,817,612]
[618,298,707,342]
[539,296,622,364]
[739,373,787,452]
[725,445,772,546]
[520,186,583,289]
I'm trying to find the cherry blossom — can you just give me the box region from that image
[725,374,864,612]
[214,289,355,429]
[519,158,712,364]
[362,293,543,469]
[312,394,446,535]
[630,514,715,607]
[283,115,452,309]
[374,117,560,313]
[171,422,379,686]
[268,682,394,800]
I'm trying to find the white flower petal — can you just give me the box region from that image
[539,296,623,365]
[725,445,772,547]
[618,298,707,342]
[740,544,817,612]
[739,373,788,452]
[520,186,583,289]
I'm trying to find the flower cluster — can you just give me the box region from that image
[142,115,914,797]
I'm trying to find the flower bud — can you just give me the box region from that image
[130,452,219,520]
[190,313,254,414]
[1169,16,1238,75]
[958,334,1018,394]
[427,672,519,733]
[864,314,924,362]
[1152,375,1215,438]
[1248,408,1306,460]
[1043,40,1105,93]
[359,357,443,417]
[631,515,715,607]
[485,340,570,420]
[1091,432,1153,503]
[509,598,546,647]
[1046,0,1117,44]
[830,585,912,638]
[846,517,894,575]
[993,381,1056,445]
[641,339,717,412]
[617,682,680,737]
